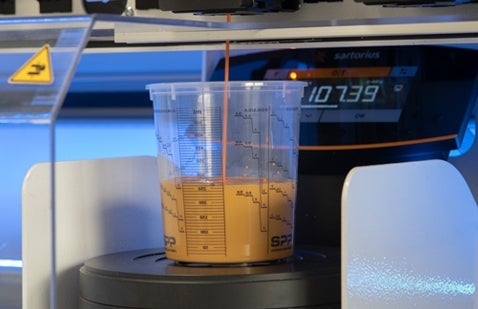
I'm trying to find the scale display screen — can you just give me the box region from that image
[270,66,415,108]
[265,65,417,123]
[210,46,478,172]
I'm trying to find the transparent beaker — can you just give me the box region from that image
[147,81,306,264]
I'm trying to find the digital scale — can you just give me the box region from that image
[79,45,478,308]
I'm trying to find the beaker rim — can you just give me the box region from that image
[146,80,307,93]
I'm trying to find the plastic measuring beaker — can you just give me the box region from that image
[147,81,306,264]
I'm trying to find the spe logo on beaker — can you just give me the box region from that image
[271,233,293,248]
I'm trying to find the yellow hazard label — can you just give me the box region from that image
[8,44,53,85]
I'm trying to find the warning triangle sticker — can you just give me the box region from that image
[8,44,54,85]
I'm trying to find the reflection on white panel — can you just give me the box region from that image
[348,256,475,300]
[342,160,478,309]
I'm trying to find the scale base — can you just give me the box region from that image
[79,246,340,309]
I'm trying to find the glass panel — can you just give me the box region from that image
[0,15,93,309]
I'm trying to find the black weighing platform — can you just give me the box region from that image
[79,247,340,309]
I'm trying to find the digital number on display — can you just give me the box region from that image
[301,77,412,110]
[284,66,417,110]
[307,84,381,106]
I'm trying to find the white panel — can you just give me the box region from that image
[342,160,478,308]
[22,156,163,309]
